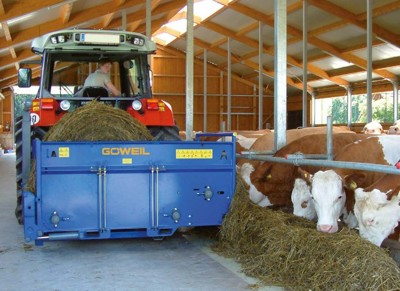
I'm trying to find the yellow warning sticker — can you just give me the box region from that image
[176,149,213,159]
[58,147,70,158]
[122,158,133,164]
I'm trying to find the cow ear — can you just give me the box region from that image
[343,173,366,190]
[298,168,312,184]
[387,186,400,201]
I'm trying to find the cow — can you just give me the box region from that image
[240,131,364,208]
[362,121,383,134]
[291,178,315,220]
[354,174,400,246]
[388,119,400,135]
[195,129,271,154]
[297,135,400,234]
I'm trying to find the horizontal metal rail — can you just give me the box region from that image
[237,153,400,175]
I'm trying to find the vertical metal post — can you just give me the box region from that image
[274,0,287,150]
[227,37,232,131]
[347,85,353,127]
[203,49,208,131]
[122,10,127,31]
[393,79,399,121]
[311,90,316,127]
[186,0,194,140]
[258,21,263,130]
[327,116,333,161]
[22,100,32,184]
[366,0,373,122]
[146,0,151,38]
[302,0,308,127]
[146,0,152,76]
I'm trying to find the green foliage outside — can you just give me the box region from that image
[328,93,396,124]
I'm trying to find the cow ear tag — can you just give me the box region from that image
[350,180,357,190]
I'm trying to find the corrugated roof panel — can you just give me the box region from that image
[210,9,254,34]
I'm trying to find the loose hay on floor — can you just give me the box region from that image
[26,101,154,192]
[214,176,400,291]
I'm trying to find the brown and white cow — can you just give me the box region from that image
[297,135,400,233]
[362,121,383,134]
[388,119,400,135]
[354,174,400,246]
[291,178,316,220]
[239,131,362,208]
[195,129,271,154]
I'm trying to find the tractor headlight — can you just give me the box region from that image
[60,100,71,111]
[132,99,142,111]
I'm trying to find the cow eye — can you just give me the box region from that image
[338,196,343,200]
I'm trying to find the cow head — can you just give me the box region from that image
[298,168,346,233]
[362,121,383,134]
[388,125,400,135]
[291,178,316,220]
[354,188,400,246]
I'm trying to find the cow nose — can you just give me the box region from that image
[318,224,333,233]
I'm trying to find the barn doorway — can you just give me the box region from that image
[287,110,303,129]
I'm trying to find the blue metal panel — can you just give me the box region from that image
[23,133,236,244]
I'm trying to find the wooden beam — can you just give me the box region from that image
[0,0,143,51]
[308,0,400,48]
[0,0,65,23]
[129,0,162,32]
[61,3,73,24]
[102,13,114,28]
[2,21,11,41]
[0,0,5,15]
[103,0,186,32]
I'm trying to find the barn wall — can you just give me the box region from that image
[152,49,276,132]
[0,90,12,132]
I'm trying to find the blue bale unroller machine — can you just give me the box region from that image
[23,134,236,245]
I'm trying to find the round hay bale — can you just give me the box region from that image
[44,101,153,142]
[26,101,154,193]
[214,176,400,290]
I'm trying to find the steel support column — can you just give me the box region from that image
[274,0,287,150]
[185,0,194,140]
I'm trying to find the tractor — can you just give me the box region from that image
[15,29,236,244]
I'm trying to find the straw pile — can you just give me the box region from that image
[214,176,400,290]
[26,101,153,192]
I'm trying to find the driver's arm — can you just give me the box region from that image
[105,80,121,96]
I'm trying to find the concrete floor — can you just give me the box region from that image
[0,153,284,291]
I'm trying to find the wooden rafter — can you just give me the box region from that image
[0,0,65,23]
[226,1,395,81]
[2,21,11,41]
[129,0,162,32]
[308,0,400,48]
[61,3,73,24]
[102,13,114,28]
[199,19,349,88]
[0,0,5,15]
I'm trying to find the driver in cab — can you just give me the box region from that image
[84,58,121,96]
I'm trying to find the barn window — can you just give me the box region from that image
[314,91,396,125]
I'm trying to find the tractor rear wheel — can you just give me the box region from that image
[148,126,181,141]
[14,119,47,225]
[14,116,24,224]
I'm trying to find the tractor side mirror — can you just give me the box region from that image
[18,68,32,88]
